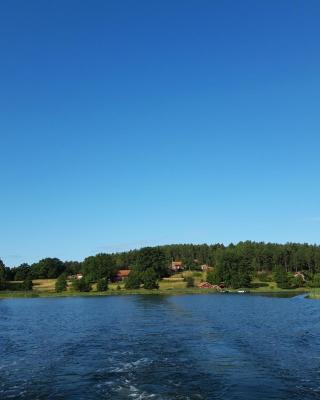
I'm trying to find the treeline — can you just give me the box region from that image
[1,241,320,290]
[112,241,320,273]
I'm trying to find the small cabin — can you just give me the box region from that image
[112,269,131,281]
[171,261,185,272]
[200,264,213,271]
[68,273,83,280]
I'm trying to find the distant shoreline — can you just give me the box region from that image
[0,287,311,300]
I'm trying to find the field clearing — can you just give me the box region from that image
[32,279,56,292]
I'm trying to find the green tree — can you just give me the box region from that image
[142,269,159,289]
[64,261,82,275]
[31,258,65,279]
[97,278,108,291]
[289,274,304,288]
[207,269,223,285]
[273,266,290,289]
[0,259,6,290]
[213,250,252,288]
[82,254,117,282]
[13,263,31,281]
[185,276,195,288]
[55,273,68,292]
[72,278,92,292]
[134,247,168,278]
[125,271,142,289]
[0,259,5,279]
[22,276,33,291]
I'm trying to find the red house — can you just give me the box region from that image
[112,269,131,281]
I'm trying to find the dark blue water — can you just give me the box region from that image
[1,294,320,399]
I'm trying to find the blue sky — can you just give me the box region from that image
[1,0,320,266]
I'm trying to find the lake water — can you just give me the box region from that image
[1,294,320,399]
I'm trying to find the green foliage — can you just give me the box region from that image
[134,247,168,278]
[125,271,142,289]
[256,271,272,282]
[55,273,68,292]
[207,269,223,285]
[22,276,33,291]
[185,276,195,288]
[273,267,304,289]
[0,277,6,290]
[5,241,320,291]
[185,261,200,270]
[142,269,159,289]
[64,261,82,275]
[273,266,291,289]
[13,263,31,281]
[31,258,65,279]
[213,250,252,288]
[82,254,117,282]
[311,273,320,287]
[72,278,92,292]
[97,278,108,291]
[0,259,6,290]
[289,274,304,288]
[0,259,6,280]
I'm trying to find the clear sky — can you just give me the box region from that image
[1,0,320,267]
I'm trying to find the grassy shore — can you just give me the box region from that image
[307,289,320,299]
[0,273,314,299]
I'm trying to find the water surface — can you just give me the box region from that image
[1,294,320,399]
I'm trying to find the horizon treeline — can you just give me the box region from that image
[1,241,320,283]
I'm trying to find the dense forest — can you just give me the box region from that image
[1,241,320,290]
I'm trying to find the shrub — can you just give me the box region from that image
[142,269,159,290]
[22,277,33,291]
[72,278,92,292]
[55,273,67,292]
[207,270,221,285]
[289,274,304,288]
[185,276,195,288]
[0,277,6,290]
[273,266,291,289]
[256,272,271,282]
[97,278,108,291]
[125,271,142,289]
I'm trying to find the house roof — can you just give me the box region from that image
[172,261,183,266]
[116,269,131,277]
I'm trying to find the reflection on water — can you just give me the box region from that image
[1,294,320,399]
